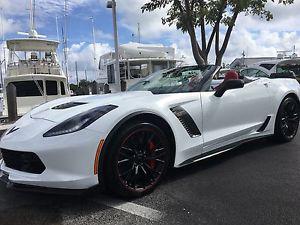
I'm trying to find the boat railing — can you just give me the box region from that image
[7,61,62,76]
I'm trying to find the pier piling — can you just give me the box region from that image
[6,83,18,122]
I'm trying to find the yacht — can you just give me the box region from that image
[99,42,183,92]
[2,0,69,116]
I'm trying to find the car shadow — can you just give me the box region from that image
[163,137,285,185]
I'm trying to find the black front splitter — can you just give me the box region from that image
[0,170,98,196]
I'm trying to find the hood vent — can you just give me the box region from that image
[52,102,87,110]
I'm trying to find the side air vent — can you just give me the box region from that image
[171,106,201,137]
[52,102,87,110]
[257,116,271,132]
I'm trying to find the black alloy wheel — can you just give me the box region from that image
[274,97,300,142]
[105,122,170,197]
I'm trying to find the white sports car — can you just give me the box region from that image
[0,65,300,197]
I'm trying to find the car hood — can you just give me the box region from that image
[30,91,154,123]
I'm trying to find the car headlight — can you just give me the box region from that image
[43,105,118,137]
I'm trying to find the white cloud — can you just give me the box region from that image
[0,0,95,36]
[0,16,21,36]
[0,0,92,16]
[236,1,300,32]
[222,29,300,64]
[67,42,112,82]
[95,29,113,40]
[116,0,174,40]
[103,0,300,67]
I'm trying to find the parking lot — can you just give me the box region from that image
[0,131,300,225]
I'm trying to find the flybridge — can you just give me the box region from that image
[6,39,59,52]
[1,0,70,117]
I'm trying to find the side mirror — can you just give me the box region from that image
[214,79,244,97]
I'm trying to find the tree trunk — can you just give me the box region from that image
[187,25,205,66]
[190,33,205,65]
[215,53,223,66]
[184,0,205,66]
[215,11,239,66]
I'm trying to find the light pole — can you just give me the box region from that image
[107,0,121,92]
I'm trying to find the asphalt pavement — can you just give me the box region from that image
[0,131,300,225]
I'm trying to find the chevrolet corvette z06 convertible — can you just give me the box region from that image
[0,65,300,197]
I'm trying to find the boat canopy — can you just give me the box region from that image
[6,38,59,52]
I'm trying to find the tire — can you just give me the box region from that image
[273,96,300,143]
[104,121,171,198]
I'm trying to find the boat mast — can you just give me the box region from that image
[137,22,141,43]
[0,7,6,84]
[30,0,36,33]
[56,16,59,41]
[63,0,69,81]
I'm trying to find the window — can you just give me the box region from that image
[11,80,44,97]
[241,68,268,78]
[260,64,275,70]
[60,82,66,95]
[46,81,58,95]
[256,70,269,78]
[277,65,300,77]
[107,64,115,84]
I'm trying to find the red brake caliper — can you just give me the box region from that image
[148,141,156,169]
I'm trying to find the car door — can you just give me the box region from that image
[200,78,273,153]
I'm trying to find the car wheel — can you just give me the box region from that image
[273,97,300,142]
[104,121,171,198]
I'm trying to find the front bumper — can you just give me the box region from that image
[0,162,97,195]
[0,117,107,190]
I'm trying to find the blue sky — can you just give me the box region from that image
[1,0,300,83]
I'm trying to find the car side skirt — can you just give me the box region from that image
[178,135,272,167]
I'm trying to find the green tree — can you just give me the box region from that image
[142,0,293,66]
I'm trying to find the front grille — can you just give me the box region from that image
[1,149,45,174]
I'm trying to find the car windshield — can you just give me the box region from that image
[277,64,300,77]
[128,66,218,94]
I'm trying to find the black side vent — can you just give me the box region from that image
[171,106,201,137]
[257,116,271,132]
[52,102,87,110]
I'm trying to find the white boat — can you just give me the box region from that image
[99,42,182,91]
[2,0,69,116]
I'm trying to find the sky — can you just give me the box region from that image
[0,0,299,83]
